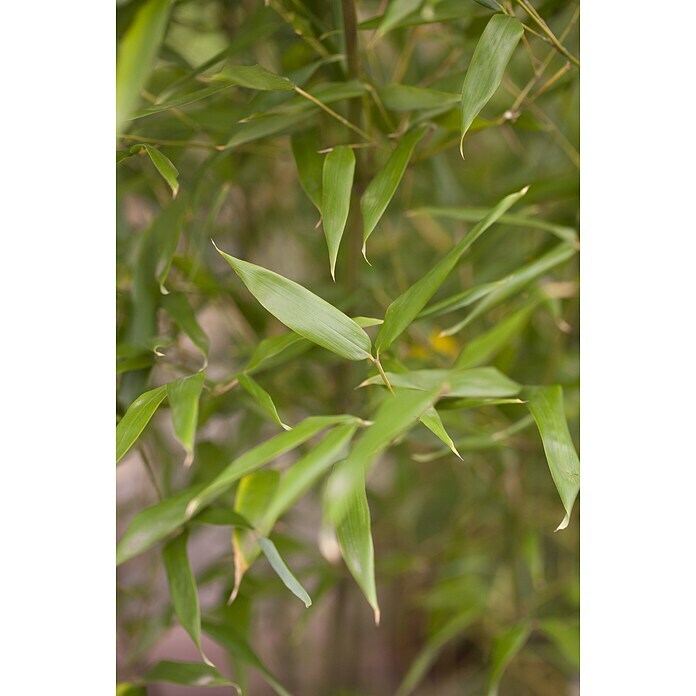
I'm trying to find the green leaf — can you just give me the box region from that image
[487,623,531,696]
[238,373,290,430]
[231,470,281,601]
[455,301,538,368]
[116,685,146,696]
[334,473,380,623]
[360,366,520,398]
[361,128,426,259]
[211,63,294,91]
[524,386,579,531]
[117,416,357,564]
[375,186,528,353]
[202,620,293,696]
[321,146,356,280]
[151,196,188,294]
[291,130,323,213]
[144,661,235,689]
[116,384,167,463]
[378,0,424,36]
[225,112,308,149]
[161,292,209,364]
[539,618,580,668]
[442,242,576,336]
[327,388,440,526]
[162,530,207,660]
[379,84,460,112]
[473,0,503,11]
[192,508,255,528]
[215,244,372,361]
[419,406,461,459]
[418,279,507,319]
[116,0,172,130]
[460,14,523,153]
[245,332,310,374]
[132,144,179,197]
[168,372,205,466]
[257,537,312,608]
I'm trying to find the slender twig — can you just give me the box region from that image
[138,444,164,501]
[515,0,580,68]
[117,133,219,150]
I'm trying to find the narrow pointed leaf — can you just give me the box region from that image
[162,293,209,363]
[418,279,507,319]
[162,530,206,660]
[225,112,308,149]
[144,661,235,688]
[379,84,460,112]
[375,186,528,353]
[361,128,426,257]
[133,144,179,197]
[460,14,523,151]
[168,372,205,465]
[334,473,380,623]
[116,384,167,463]
[487,623,531,696]
[214,63,294,91]
[215,244,371,361]
[257,537,312,607]
[231,470,281,600]
[245,332,308,374]
[238,373,290,430]
[291,130,323,213]
[322,146,355,279]
[116,0,172,130]
[116,684,146,696]
[202,620,293,696]
[192,508,254,528]
[151,196,188,293]
[524,386,579,530]
[419,406,461,458]
[442,242,576,335]
[540,618,580,668]
[378,0,424,36]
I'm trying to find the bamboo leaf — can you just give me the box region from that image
[116,0,172,130]
[162,530,207,661]
[238,373,291,430]
[257,537,312,608]
[291,130,323,213]
[202,620,293,696]
[442,242,576,336]
[361,128,426,259]
[360,366,520,398]
[375,186,528,353]
[215,244,372,361]
[116,684,146,696]
[132,144,179,197]
[225,112,308,149]
[539,618,580,668]
[418,279,507,319]
[161,293,209,364]
[524,386,579,531]
[379,84,460,112]
[151,196,188,294]
[168,372,205,466]
[419,406,461,459]
[322,146,356,280]
[378,0,424,36]
[192,508,255,528]
[144,661,236,689]
[460,14,523,153]
[487,623,531,696]
[116,384,167,463]
[210,63,294,91]
[231,470,281,601]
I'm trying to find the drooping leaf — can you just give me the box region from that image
[116,0,172,130]
[291,130,323,213]
[375,186,528,353]
[132,144,179,197]
[116,384,168,463]
[215,244,372,361]
[168,372,206,466]
[321,146,356,279]
[162,530,207,660]
[487,623,531,696]
[192,508,255,528]
[144,661,235,689]
[524,386,579,530]
[238,373,291,430]
[202,620,292,696]
[245,332,308,374]
[419,406,461,459]
[442,242,576,335]
[361,128,426,258]
[379,84,460,112]
[257,537,312,607]
[460,14,523,153]
[161,292,209,364]
[151,196,188,294]
[231,470,281,601]
[208,63,294,91]
[333,473,380,623]
[378,0,424,36]
[418,279,507,319]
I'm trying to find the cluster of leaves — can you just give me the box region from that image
[117,0,579,694]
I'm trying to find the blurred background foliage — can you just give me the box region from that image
[116,0,579,694]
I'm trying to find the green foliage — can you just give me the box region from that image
[117,0,579,692]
